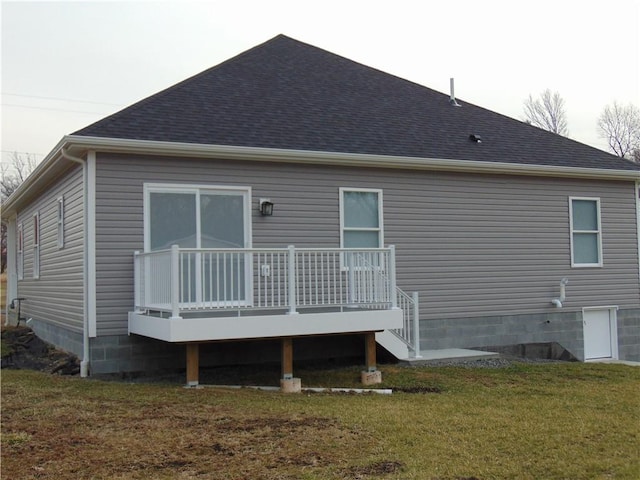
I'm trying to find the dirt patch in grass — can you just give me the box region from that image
[1,326,80,375]
[346,460,405,477]
[1,371,379,479]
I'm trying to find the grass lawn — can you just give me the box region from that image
[2,362,639,479]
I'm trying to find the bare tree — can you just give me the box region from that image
[523,89,569,136]
[1,152,38,272]
[1,152,38,200]
[597,101,640,161]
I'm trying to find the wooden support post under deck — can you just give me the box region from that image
[186,343,200,387]
[280,337,301,392]
[365,332,377,373]
[281,337,294,380]
[362,332,382,385]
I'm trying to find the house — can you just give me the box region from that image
[3,35,639,386]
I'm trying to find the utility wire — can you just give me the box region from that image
[2,92,122,107]
[2,103,112,115]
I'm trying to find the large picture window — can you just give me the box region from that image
[569,197,602,267]
[340,188,384,249]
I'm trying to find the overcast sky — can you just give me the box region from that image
[1,0,639,170]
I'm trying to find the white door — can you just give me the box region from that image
[583,309,616,360]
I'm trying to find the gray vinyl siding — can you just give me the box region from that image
[94,153,640,335]
[15,165,85,332]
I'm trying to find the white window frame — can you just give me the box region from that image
[143,183,253,251]
[33,212,40,279]
[339,188,384,249]
[57,196,65,249]
[569,197,603,268]
[143,183,253,307]
[17,223,24,281]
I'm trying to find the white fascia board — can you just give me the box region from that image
[64,135,640,181]
[4,134,640,217]
[129,308,403,343]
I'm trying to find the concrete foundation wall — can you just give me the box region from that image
[29,318,84,359]
[29,308,639,375]
[419,308,640,362]
[618,309,640,362]
[88,333,365,375]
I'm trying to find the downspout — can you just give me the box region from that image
[60,148,90,377]
[637,181,640,290]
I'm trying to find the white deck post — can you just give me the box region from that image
[388,245,398,309]
[170,244,182,320]
[412,291,422,358]
[133,251,141,313]
[287,245,298,315]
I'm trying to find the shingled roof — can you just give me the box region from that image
[74,34,638,172]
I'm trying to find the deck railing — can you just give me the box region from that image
[134,245,398,319]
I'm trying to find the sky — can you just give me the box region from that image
[1,0,639,171]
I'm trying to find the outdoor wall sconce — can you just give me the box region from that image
[469,134,482,143]
[259,198,274,216]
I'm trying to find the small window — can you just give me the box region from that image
[17,223,24,280]
[33,212,40,278]
[569,197,602,267]
[340,188,384,248]
[57,196,65,249]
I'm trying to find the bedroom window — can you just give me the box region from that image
[340,188,384,249]
[17,223,24,280]
[569,197,602,267]
[33,212,40,278]
[57,196,65,249]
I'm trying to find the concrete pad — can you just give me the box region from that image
[400,348,500,365]
[361,370,383,385]
[280,377,302,393]
[587,359,640,367]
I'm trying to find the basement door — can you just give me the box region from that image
[145,185,252,306]
[583,308,618,361]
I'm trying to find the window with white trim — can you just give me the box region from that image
[144,184,252,305]
[340,188,384,248]
[569,197,602,267]
[57,196,65,249]
[33,212,40,278]
[17,223,24,280]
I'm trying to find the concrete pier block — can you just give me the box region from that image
[361,370,382,385]
[280,377,302,393]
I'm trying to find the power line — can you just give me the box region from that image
[2,103,111,115]
[1,92,122,107]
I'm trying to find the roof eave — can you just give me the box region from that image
[66,135,640,181]
[4,134,639,218]
[2,137,73,218]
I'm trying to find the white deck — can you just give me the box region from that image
[129,245,418,355]
[128,308,403,342]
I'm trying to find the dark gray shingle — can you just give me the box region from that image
[74,35,639,171]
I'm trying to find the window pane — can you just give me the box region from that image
[344,230,379,248]
[344,192,379,228]
[572,200,598,231]
[573,233,599,264]
[200,194,244,248]
[150,192,197,250]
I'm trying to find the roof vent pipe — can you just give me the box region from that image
[449,78,461,107]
